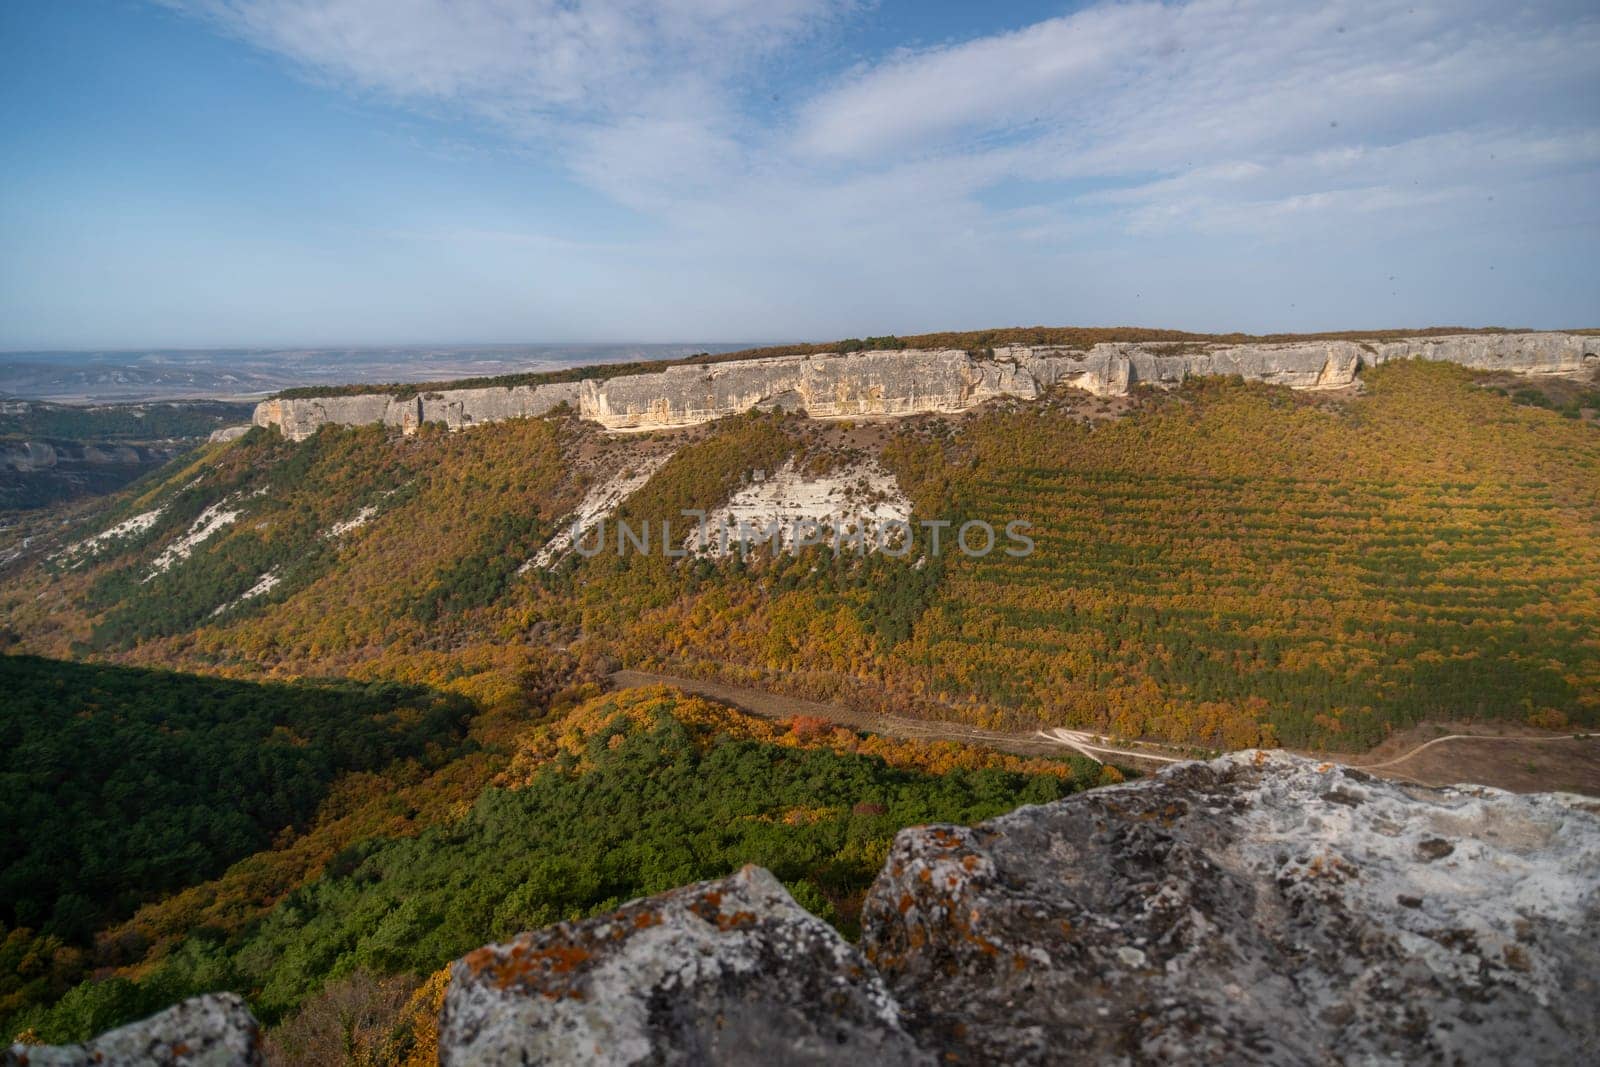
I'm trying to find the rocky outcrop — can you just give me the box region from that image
[252,332,1599,439]
[3,993,262,1066]
[443,751,1597,1064]
[26,754,1598,1064]
[438,864,926,1066]
[251,381,582,440]
[576,349,1035,431]
[0,441,152,471]
[862,750,1599,1064]
[1,441,188,511]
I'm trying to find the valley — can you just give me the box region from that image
[4,337,1599,1059]
[8,2,1598,1057]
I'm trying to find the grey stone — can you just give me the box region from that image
[4,993,263,1066]
[860,750,1600,1065]
[439,864,929,1066]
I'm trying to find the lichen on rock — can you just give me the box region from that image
[439,864,929,1066]
[861,750,1600,1064]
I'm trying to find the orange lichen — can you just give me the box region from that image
[465,939,596,996]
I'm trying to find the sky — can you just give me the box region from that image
[1,0,1596,349]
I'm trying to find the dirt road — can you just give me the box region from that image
[610,669,1600,795]
[611,669,1071,759]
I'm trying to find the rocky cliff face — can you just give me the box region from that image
[251,381,582,440]
[253,332,1600,439]
[19,752,1596,1065]
[1,440,189,511]
[0,441,155,471]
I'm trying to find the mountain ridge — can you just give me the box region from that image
[253,330,1600,438]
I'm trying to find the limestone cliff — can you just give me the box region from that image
[25,752,1593,1064]
[253,332,1599,439]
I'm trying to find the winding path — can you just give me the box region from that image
[1349,731,1589,771]
[610,668,1598,793]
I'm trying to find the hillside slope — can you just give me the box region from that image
[3,360,1598,752]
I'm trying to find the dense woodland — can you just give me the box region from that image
[1,677,1098,1054]
[0,656,474,943]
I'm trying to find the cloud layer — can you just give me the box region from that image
[150,0,1600,335]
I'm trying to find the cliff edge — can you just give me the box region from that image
[252,331,1600,439]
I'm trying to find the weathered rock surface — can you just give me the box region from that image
[3,993,262,1066]
[252,380,582,440]
[439,864,927,1066]
[439,752,1598,1064]
[253,332,1600,439]
[862,750,1600,1064]
[1,441,188,510]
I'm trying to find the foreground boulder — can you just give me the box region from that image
[439,864,927,1066]
[862,750,1600,1064]
[3,993,261,1066]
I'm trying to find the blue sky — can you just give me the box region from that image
[2,0,1596,349]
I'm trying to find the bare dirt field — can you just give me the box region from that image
[1334,720,1600,796]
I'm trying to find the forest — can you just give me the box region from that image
[3,356,1598,1058]
[1,681,1098,1056]
[0,656,474,944]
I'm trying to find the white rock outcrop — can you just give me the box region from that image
[688,457,912,556]
[252,332,1598,440]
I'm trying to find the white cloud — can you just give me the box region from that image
[146,0,1600,335]
[794,1,1598,172]
[166,0,842,121]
